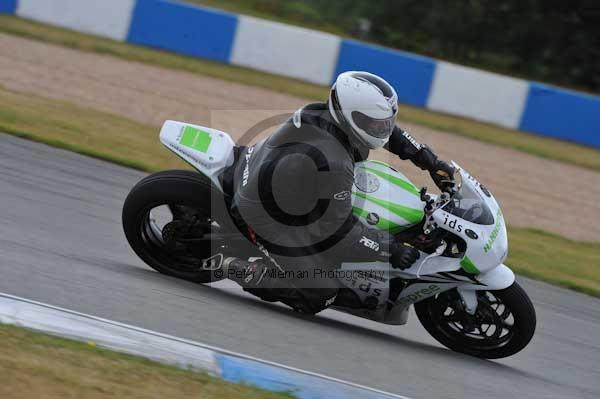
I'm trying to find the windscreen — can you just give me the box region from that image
[443,179,495,225]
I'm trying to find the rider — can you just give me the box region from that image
[223,71,456,314]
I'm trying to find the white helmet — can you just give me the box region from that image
[328,71,398,149]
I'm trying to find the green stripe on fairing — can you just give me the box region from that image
[366,160,393,168]
[359,167,420,197]
[352,206,405,233]
[460,256,480,274]
[180,126,212,153]
[352,191,424,224]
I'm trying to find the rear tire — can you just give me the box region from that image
[122,170,228,283]
[415,282,536,359]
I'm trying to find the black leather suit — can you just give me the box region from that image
[229,103,444,313]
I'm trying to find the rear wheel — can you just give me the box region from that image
[122,170,230,283]
[414,282,536,359]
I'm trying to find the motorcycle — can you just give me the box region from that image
[122,120,536,359]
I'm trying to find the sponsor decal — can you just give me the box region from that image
[466,173,492,198]
[359,281,383,297]
[465,229,479,240]
[366,212,380,225]
[484,209,504,253]
[359,236,380,252]
[479,184,492,198]
[442,215,480,240]
[242,146,255,187]
[401,131,422,150]
[443,214,464,233]
[396,285,441,306]
[333,190,351,201]
[168,143,211,169]
[354,170,380,193]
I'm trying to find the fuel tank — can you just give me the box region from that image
[352,160,425,233]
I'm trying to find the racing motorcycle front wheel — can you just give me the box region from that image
[414,282,536,359]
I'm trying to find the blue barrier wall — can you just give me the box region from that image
[127,0,237,63]
[334,40,436,107]
[0,0,17,14]
[520,83,600,148]
[4,0,600,148]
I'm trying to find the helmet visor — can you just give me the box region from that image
[352,111,395,139]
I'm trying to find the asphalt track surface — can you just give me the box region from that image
[0,133,598,399]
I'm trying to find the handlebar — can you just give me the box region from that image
[420,187,453,235]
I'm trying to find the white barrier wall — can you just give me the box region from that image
[231,16,340,85]
[427,62,529,129]
[16,0,136,41]
[4,0,598,147]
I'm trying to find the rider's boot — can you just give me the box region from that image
[221,258,321,313]
[220,258,280,302]
[222,257,270,287]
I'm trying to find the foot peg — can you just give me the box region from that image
[201,253,224,270]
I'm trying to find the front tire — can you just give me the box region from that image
[415,282,536,359]
[122,170,228,283]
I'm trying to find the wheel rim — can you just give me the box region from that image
[426,290,516,351]
[139,203,214,273]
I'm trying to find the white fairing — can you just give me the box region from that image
[470,264,515,290]
[159,120,235,189]
[340,162,514,325]
[432,165,508,274]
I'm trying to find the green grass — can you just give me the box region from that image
[0,323,293,399]
[0,86,188,172]
[507,228,600,297]
[1,14,600,171]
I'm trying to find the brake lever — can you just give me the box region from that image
[420,187,435,213]
[421,188,453,235]
[420,187,437,234]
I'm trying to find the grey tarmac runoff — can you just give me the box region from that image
[0,133,598,399]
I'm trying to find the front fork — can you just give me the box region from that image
[457,289,479,315]
[456,263,516,315]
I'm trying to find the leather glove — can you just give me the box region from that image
[390,242,420,270]
[430,160,456,193]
